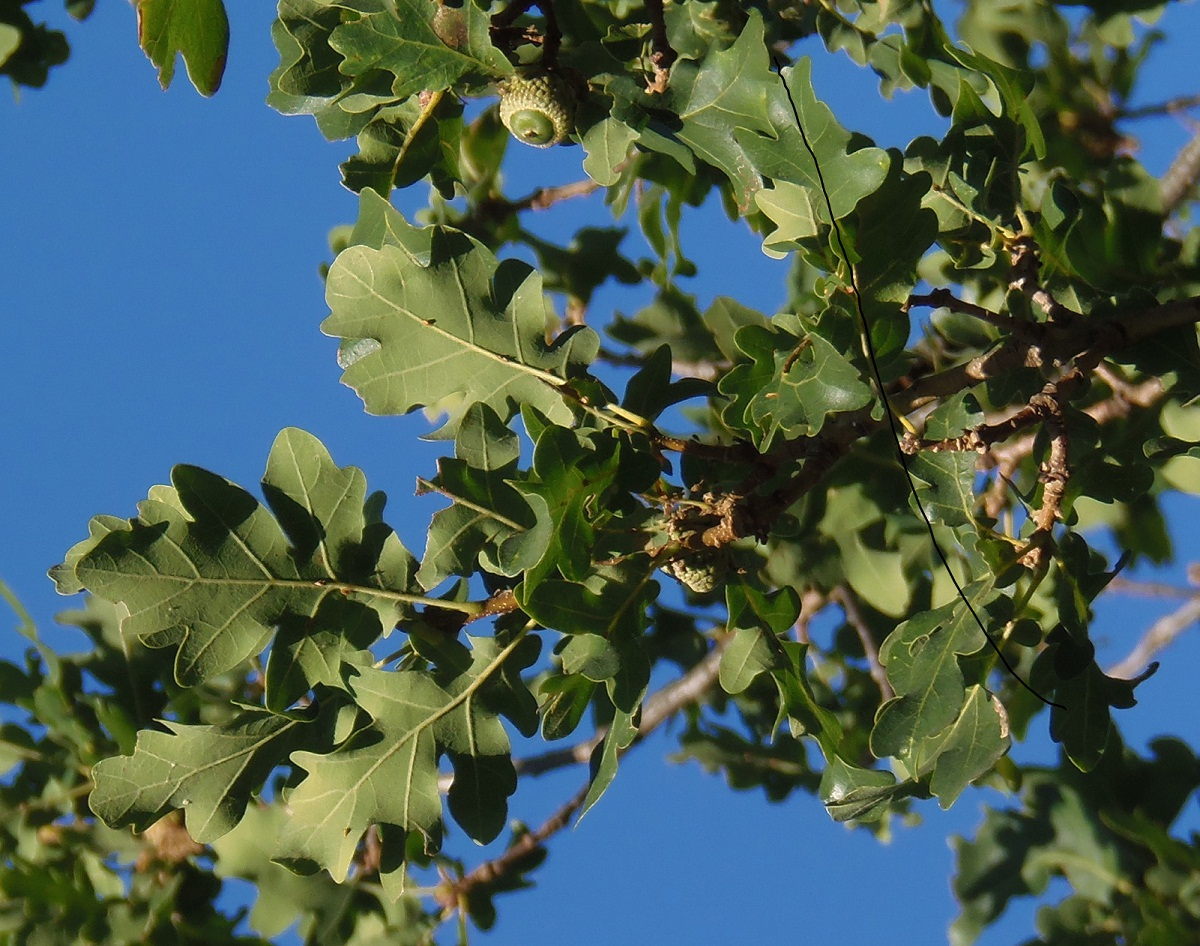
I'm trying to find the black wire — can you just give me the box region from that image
[770,56,1063,710]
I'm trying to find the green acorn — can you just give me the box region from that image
[499,70,577,148]
[664,551,727,595]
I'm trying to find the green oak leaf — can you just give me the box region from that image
[656,10,776,213]
[718,626,781,694]
[737,58,890,227]
[559,633,621,682]
[754,181,822,258]
[908,451,980,528]
[870,581,995,766]
[0,24,20,69]
[620,345,712,426]
[1035,627,1150,772]
[416,406,546,590]
[701,296,770,364]
[523,227,642,311]
[921,685,1010,808]
[772,640,844,751]
[582,116,639,186]
[513,427,657,587]
[322,226,599,436]
[263,596,380,713]
[329,0,510,100]
[435,634,538,844]
[276,668,448,880]
[820,755,902,823]
[278,633,529,881]
[718,325,873,450]
[53,428,418,686]
[579,634,651,819]
[90,709,308,842]
[135,0,229,96]
[539,672,596,741]
[520,564,660,640]
[341,95,464,196]
[268,0,381,139]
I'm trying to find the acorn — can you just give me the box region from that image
[664,551,727,595]
[498,70,577,148]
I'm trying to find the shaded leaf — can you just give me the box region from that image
[871,582,994,764]
[54,429,418,686]
[90,710,307,843]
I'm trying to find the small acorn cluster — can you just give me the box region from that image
[660,506,729,594]
[498,70,578,148]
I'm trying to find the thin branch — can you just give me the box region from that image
[436,782,588,921]
[831,586,893,701]
[895,295,1200,412]
[1117,93,1200,120]
[434,641,729,916]
[1018,385,1070,570]
[1007,234,1079,324]
[1161,129,1200,214]
[982,370,1164,518]
[905,288,1016,330]
[1108,594,1200,679]
[438,641,728,792]
[1105,573,1200,598]
[643,0,677,93]
[507,177,603,214]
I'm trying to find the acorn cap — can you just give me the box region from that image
[499,71,577,148]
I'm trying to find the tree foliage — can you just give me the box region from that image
[5,0,1200,943]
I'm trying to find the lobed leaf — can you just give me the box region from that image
[870,582,994,767]
[53,428,418,687]
[323,227,599,436]
[135,0,229,96]
[90,710,308,843]
[276,632,537,881]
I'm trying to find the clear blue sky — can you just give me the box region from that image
[3,2,1199,944]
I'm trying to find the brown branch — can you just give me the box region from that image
[1161,128,1200,214]
[1105,573,1199,598]
[438,641,728,793]
[434,641,729,915]
[982,371,1164,518]
[1108,594,1200,679]
[831,586,893,701]
[730,292,1200,544]
[511,177,603,212]
[905,288,1016,330]
[895,295,1200,412]
[1117,93,1200,119]
[1019,385,1069,570]
[643,0,677,93]
[1008,235,1079,325]
[437,783,589,914]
